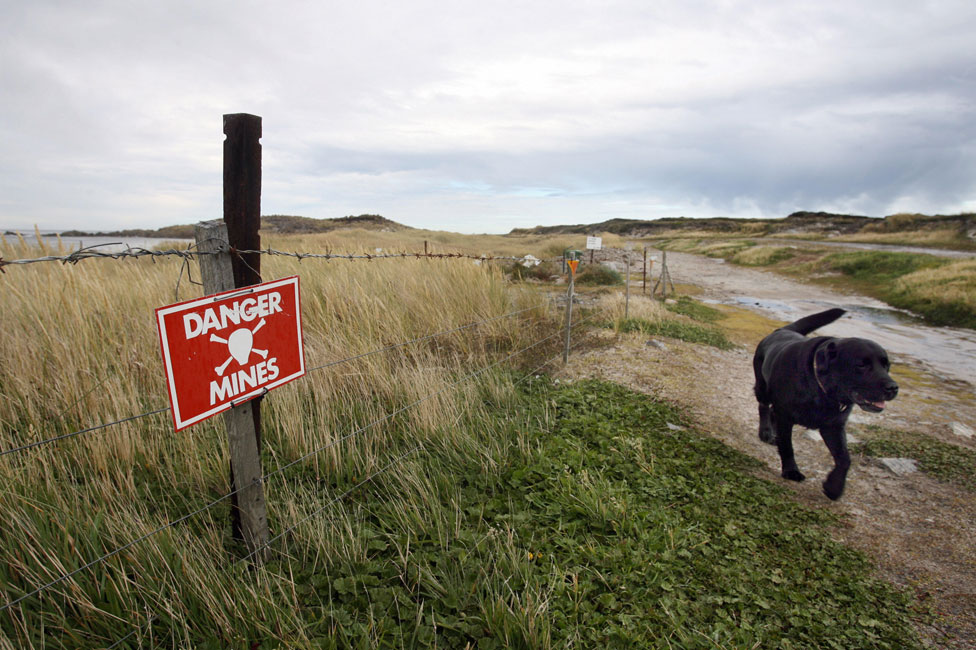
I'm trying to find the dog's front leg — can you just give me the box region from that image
[773,414,804,482]
[819,426,851,500]
[758,402,776,444]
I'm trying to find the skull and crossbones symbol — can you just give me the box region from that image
[210,318,268,376]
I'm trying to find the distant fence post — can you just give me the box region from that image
[625,252,631,320]
[652,250,675,299]
[642,247,647,295]
[563,270,575,363]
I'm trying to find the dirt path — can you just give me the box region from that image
[558,250,976,649]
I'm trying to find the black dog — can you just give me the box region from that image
[753,308,898,500]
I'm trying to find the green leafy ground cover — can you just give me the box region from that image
[279,378,921,649]
[617,317,735,350]
[663,296,724,323]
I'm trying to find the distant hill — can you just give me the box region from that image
[260,214,410,234]
[60,214,411,239]
[508,211,976,239]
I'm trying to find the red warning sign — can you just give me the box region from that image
[567,260,579,275]
[156,276,305,431]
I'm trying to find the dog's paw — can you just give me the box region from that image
[822,480,845,501]
[782,469,805,482]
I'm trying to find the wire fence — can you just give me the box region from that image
[0,303,550,459]
[0,246,606,647]
[0,241,562,273]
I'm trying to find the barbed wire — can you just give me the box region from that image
[0,244,206,270]
[0,242,561,272]
[0,309,590,620]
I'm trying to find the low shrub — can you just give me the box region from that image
[664,296,724,323]
[575,265,624,286]
[732,246,796,266]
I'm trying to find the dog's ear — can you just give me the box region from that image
[815,341,838,371]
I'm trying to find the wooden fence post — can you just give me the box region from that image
[222,114,266,554]
[223,113,263,289]
[625,253,631,320]
[642,247,647,295]
[563,271,575,364]
[195,221,270,563]
[652,250,675,299]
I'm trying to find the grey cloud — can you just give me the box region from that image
[2,0,976,231]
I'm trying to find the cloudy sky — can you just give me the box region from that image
[2,0,975,234]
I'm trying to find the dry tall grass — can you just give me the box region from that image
[0,233,563,648]
[892,259,976,321]
[287,227,625,260]
[833,228,971,249]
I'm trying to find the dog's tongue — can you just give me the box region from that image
[871,400,886,410]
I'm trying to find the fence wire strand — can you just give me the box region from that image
[0,407,171,458]
[1,244,560,272]
[0,304,549,459]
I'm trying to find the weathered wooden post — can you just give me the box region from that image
[186,113,270,563]
[652,250,674,299]
[662,250,668,299]
[563,267,575,364]
[642,247,647,295]
[225,113,266,552]
[625,252,631,320]
[196,221,270,564]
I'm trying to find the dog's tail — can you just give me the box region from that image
[781,308,846,335]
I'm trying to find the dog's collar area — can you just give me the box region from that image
[813,350,852,413]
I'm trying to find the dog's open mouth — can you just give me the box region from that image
[853,393,886,412]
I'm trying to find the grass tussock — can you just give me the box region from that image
[889,260,976,329]
[836,228,973,250]
[731,245,796,266]
[817,252,976,328]
[664,295,724,323]
[618,317,736,349]
[574,264,623,286]
[592,292,670,324]
[594,293,735,349]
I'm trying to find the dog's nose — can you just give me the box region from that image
[885,381,899,400]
